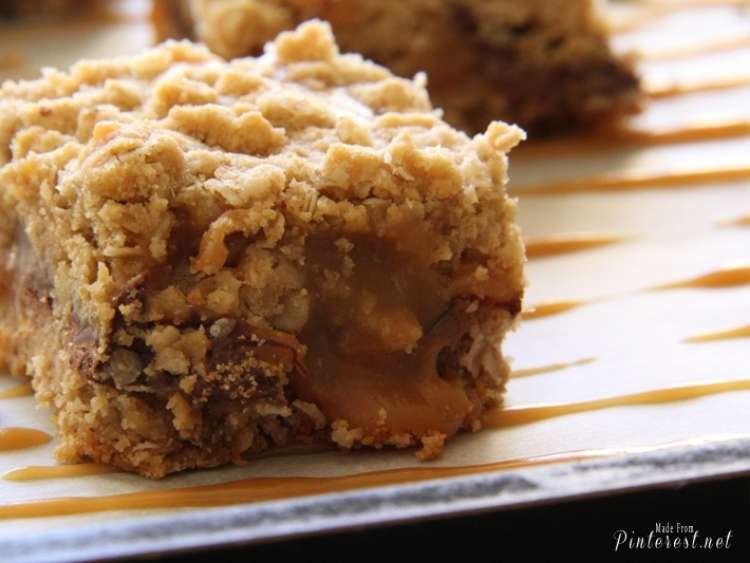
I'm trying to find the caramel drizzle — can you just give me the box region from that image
[612,119,750,145]
[485,378,750,429]
[607,0,750,33]
[524,234,627,259]
[0,428,51,451]
[522,265,750,322]
[685,325,750,343]
[0,444,335,483]
[515,119,750,159]
[637,34,750,62]
[517,165,750,196]
[0,456,606,520]
[651,264,750,290]
[2,464,116,482]
[0,383,33,399]
[511,358,596,379]
[724,213,750,227]
[642,0,750,6]
[645,74,750,99]
[522,300,589,320]
[0,436,744,520]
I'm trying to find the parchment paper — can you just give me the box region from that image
[0,0,748,539]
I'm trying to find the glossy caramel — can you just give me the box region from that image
[0,428,51,451]
[3,464,116,481]
[646,74,750,99]
[637,34,750,61]
[524,234,626,259]
[519,165,750,195]
[485,378,750,428]
[684,325,750,343]
[653,264,750,290]
[0,383,32,399]
[522,301,589,320]
[0,437,742,519]
[511,358,596,379]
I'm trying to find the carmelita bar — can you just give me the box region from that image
[0,22,525,478]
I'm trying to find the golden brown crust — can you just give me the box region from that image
[153,0,641,134]
[0,22,525,477]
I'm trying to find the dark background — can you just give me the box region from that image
[155,475,750,562]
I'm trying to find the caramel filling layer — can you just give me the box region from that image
[292,235,487,437]
[6,213,517,459]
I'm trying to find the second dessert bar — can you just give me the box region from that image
[153,0,641,134]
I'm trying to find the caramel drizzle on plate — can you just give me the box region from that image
[645,74,750,99]
[636,34,750,62]
[524,234,628,259]
[511,358,597,379]
[0,435,745,520]
[651,264,750,290]
[0,455,607,520]
[0,428,51,451]
[616,119,750,145]
[724,213,750,227]
[515,118,750,159]
[523,265,750,322]
[684,325,750,343]
[484,378,750,429]
[0,383,33,399]
[0,444,334,483]
[522,300,590,320]
[607,0,750,33]
[2,464,116,482]
[517,165,750,196]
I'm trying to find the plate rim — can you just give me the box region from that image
[1,435,749,563]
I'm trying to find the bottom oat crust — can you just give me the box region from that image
[0,284,516,477]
